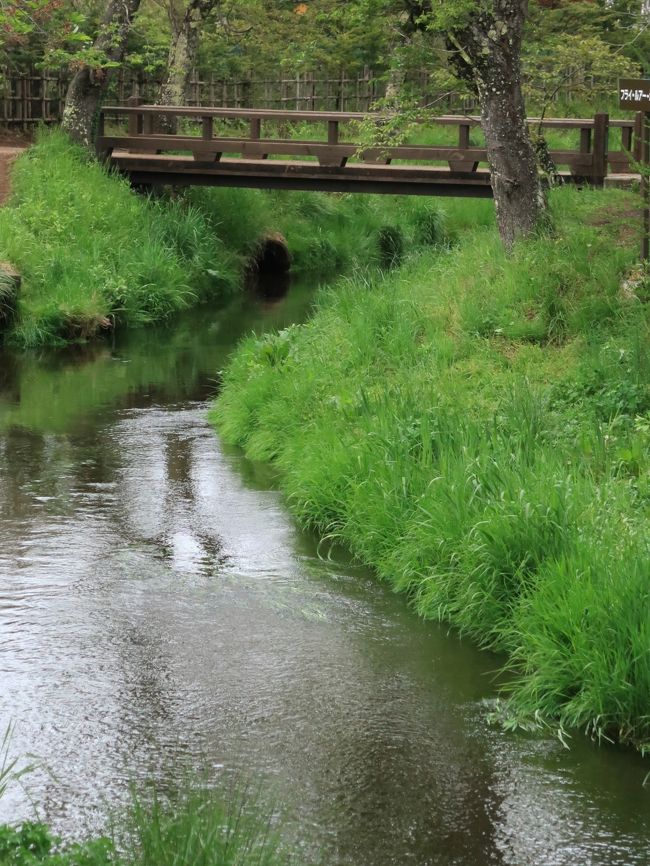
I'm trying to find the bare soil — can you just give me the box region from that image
[0,146,26,205]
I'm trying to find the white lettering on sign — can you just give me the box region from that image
[620,88,650,101]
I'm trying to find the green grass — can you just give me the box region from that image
[0,785,293,866]
[0,130,242,348]
[212,185,650,751]
[121,783,288,866]
[0,129,476,348]
[185,185,477,277]
[0,729,292,865]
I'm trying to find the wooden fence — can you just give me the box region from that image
[2,67,612,127]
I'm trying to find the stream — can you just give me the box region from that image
[1,282,649,866]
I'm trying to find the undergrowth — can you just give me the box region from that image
[212,186,650,751]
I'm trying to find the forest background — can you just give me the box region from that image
[1,0,648,120]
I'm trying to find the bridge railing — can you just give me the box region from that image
[97,103,641,185]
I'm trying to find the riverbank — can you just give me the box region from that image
[0,129,465,348]
[213,186,650,751]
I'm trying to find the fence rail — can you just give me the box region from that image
[1,66,619,128]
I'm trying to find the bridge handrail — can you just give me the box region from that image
[99,104,635,129]
[97,105,642,180]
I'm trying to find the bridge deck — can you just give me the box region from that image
[110,151,496,197]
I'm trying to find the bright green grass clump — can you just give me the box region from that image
[213,186,650,750]
[0,130,242,348]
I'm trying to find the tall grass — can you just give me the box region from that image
[0,782,293,866]
[213,186,650,751]
[0,130,240,347]
[122,783,288,866]
[0,270,16,326]
[0,725,38,807]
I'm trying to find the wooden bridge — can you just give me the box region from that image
[97,102,642,198]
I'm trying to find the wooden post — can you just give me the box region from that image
[95,110,106,159]
[617,81,650,260]
[621,124,633,154]
[19,75,26,129]
[449,122,478,173]
[643,112,649,261]
[634,111,644,162]
[127,95,144,137]
[592,113,609,186]
[328,120,339,145]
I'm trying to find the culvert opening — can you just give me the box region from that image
[248,233,292,278]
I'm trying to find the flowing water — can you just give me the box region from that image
[1,283,649,866]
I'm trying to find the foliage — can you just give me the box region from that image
[0,823,114,866]
[213,187,650,751]
[522,30,639,117]
[3,0,644,110]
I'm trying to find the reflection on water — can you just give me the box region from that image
[0,286,649,865]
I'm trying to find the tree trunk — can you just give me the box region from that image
[61,0,141,149]
[157,0,219,133]
[452,0,544,251]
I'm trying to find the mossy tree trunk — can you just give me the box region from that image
[451,0,545,251]
[157,0,220,133]
[61,0,142,149]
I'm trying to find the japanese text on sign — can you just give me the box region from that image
[619,78,650,110]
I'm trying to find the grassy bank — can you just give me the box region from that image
[0,130,462,348]
[213,186,650,751]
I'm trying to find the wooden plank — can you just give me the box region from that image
[546,150,593,166]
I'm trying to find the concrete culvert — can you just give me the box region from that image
[249,232,292,277]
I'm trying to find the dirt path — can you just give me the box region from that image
[0,147,25,205]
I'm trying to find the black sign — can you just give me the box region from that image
[619,79,650,110]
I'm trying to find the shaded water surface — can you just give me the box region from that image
[1,285,649,866]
